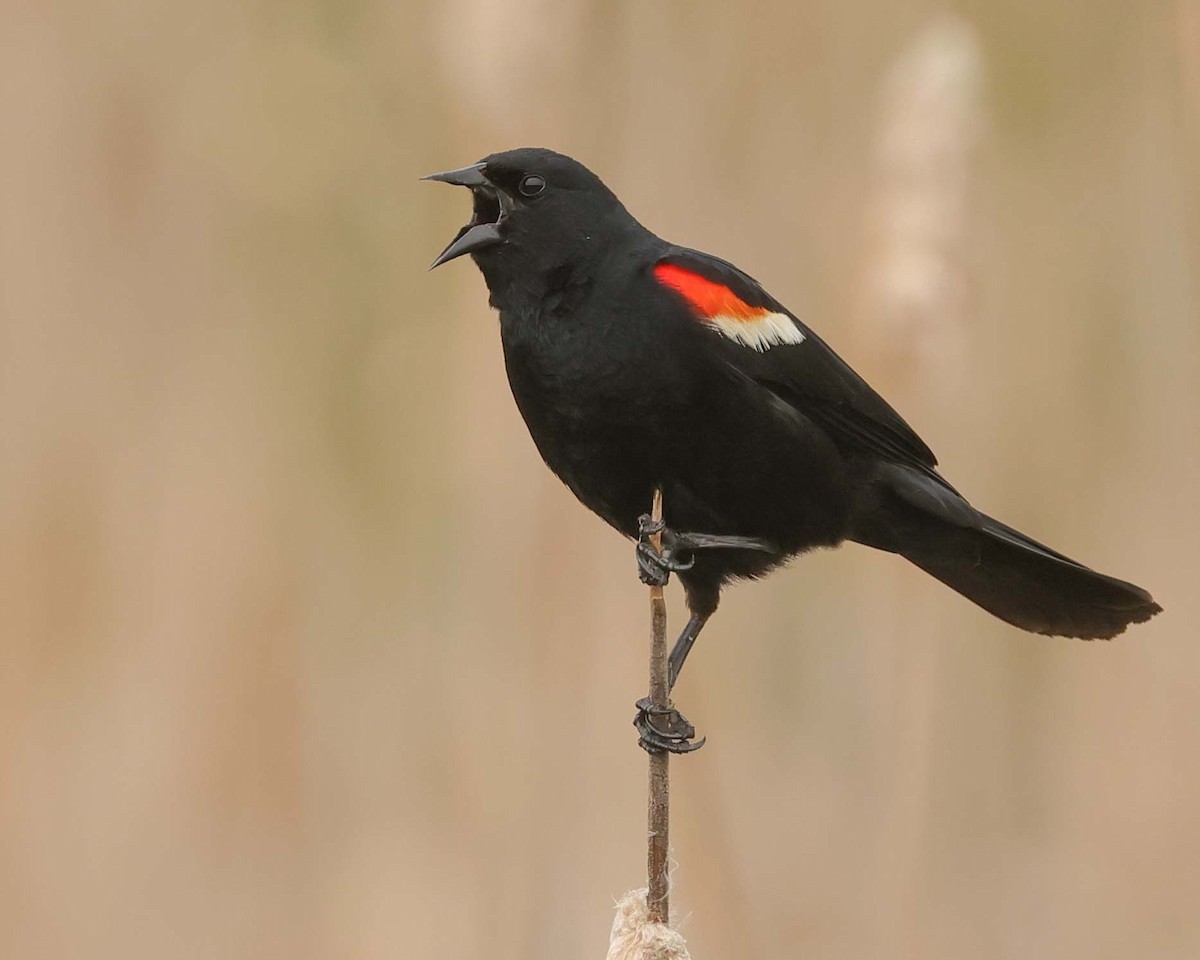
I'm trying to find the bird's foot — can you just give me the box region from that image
[634,697,706,754]
[636,514,777,586]
[636,515,694,586]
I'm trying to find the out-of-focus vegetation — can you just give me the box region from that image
[2,2,1197,958]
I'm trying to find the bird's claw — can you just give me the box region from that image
[636,514,776,586]
[636,514,697,586]
[634,697,706,754]
[637,515,665,539]
[636,541,694,585]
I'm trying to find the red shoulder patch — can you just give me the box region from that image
[654,261,807,351]
[653,263,768,322]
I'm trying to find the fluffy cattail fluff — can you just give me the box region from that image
[605,889,691,960]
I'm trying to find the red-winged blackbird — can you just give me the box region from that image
[425,148,1160,740]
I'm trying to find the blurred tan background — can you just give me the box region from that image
[2,1,1198,958]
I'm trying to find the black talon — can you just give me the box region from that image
[636,540,671,586]
[635,515,703,586]
[637,514,664,539]
[634,697,706,754]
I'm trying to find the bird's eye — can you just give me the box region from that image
[519,174,546,197]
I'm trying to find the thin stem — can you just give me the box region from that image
[646,487,671,924]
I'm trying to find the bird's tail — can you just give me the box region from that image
[853,466,1161,639]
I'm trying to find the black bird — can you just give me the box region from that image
[425,148,1160,748]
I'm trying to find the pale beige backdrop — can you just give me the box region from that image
[2,2,1198,959]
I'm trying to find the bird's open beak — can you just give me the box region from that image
[422,162,512,269]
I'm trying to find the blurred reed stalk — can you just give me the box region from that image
[853,16,984,947]
[857,14,983,382]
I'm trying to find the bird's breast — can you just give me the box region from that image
[498,304,675,532]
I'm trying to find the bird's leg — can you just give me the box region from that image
[634,612,713,753]
[667,612,710,691]
[634,516,772,754]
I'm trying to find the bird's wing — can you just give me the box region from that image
[654,247,950,486]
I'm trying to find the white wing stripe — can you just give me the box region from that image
[709,312,806,351]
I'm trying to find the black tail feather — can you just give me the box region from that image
[856,466,1162,639]
[902,515,1160,638]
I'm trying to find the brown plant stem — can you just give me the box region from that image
[646,487,671,924]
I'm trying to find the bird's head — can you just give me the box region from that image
[423,148,637,290]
